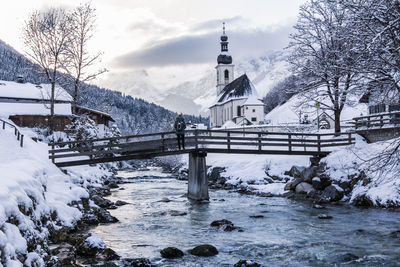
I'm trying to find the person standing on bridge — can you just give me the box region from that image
[174,113,186,150]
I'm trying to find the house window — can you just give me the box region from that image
[251,117,257,122]
[224,70,229,84]
[252,109,255,112]
[237,106,241,116]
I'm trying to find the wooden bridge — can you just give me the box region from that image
[49,130,354,200]
[353,111,400,142]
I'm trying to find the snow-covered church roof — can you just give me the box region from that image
[0,80,72,102]
[214,74,263,105]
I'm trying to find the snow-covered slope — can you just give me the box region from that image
[0,121,111,266]
[265,93,368,126]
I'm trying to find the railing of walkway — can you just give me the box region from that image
[353,111,400,129]
[0,118,24,147]
[49,130,355,167]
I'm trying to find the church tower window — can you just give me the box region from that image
[224,69,229,84]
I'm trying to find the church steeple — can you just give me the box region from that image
[217,22,232,64]
[216,22,234,96]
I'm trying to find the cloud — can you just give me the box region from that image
[191,16,243,32]
[112,25,293,68]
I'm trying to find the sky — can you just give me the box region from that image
[0,0,306,92]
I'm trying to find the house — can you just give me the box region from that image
[73,105,115,135]
[0,78,114,132]
[209,24,265,128]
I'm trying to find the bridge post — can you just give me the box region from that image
[188,150,209,201]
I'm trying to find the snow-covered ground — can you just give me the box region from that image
[323,135,400,207]
[176,133,400,208]
[0,120,112,266]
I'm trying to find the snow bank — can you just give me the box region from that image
[206,153,310,195]
[323,135,400,207]
[0,120,110,265]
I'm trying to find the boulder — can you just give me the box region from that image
[333,253,359,263]
[121,258,152,267]
[288,166,306,178]
[210,219,237,231]
[101,248,120,260]
[93,208,119,223]
[284,178,303,191]
[312,175,331,191]
[91,195,114,208]
[318,214,333,219]
[352,194,374,207]
[190,244,218,257]
[295,182,314,194]
[234,260,261,267]
[51,243,76,266]
[249,215,264,219]
[321,185,344,202]
[160,247,184,258]
[301,166,318,182]
[115,200,129,206]
[169,210,187,216]
[159,197,171,203]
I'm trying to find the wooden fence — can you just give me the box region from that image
[353,111,400,129]
[0,118,24,147]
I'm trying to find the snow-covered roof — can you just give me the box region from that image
[0,103,72,117]
[213,74,261,106]
[242,94,264,106]
[0,80,72,102]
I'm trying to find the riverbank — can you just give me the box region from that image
[0,125,128,266]
[161,135,400,208]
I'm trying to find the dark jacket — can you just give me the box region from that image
[174,117,186,135]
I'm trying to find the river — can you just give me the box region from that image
[91,167,400,267]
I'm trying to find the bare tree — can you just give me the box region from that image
[288,0,364,133]
[23,8,71,132]
[64,3,107,113]
[346,0,400,100]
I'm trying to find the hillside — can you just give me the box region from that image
[0,39,207,134]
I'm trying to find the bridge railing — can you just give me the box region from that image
[48,130,355,166]
[353,111,400,129]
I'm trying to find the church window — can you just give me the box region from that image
[224,70,229,83]
[252,109,255,112]
[251,117,257,122]
[237,106,241,116]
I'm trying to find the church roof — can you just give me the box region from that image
[215,74,261,105]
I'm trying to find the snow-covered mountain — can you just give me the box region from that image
[97,51,291,116]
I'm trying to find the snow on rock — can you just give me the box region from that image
[323,135,400,207]
[85,233,106,249]
[0,121,110,265]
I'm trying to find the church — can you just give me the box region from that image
[209,24,265,128]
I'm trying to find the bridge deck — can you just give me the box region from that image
[49,129,355,167]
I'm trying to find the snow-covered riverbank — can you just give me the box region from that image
[172,134,400,208]
[0,123,115,266]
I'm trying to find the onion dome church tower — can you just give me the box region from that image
[215,23,234,95]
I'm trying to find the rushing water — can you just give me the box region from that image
[91,167,400,267]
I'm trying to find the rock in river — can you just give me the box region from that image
[190,244,218,257]
[160,247,184,258]
[210,219,237,231]
[318,214,333,219]
[234,259,261,267]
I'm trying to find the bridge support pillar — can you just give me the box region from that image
[188,150,209,201]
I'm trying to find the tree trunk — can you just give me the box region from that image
[73,78,79,114]
[334,108,341,134]
[50,80,55,133]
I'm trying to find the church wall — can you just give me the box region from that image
[243,104,264,124]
